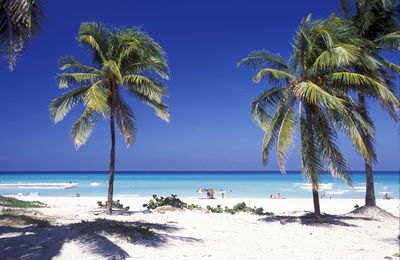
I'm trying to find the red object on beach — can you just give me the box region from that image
[197,188,206,193]
[208,189,217,194]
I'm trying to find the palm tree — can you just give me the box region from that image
[50,22,170,214]
[238,15,398,218]
[0,0,44,70]
[339,0,400,207]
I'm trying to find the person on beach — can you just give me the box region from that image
[383,193,392,200]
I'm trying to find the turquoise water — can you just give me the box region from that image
[0,171,398,198]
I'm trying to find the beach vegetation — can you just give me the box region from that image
[237,14,395,219]
[338,0,400,207]
[97,200,130,211]
[0,195,46,208]
[0,0,44,70]
[49,22,170,214]
[206,202,273,215]
[143,194,200,210]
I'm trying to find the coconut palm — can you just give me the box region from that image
[50,22,170,214]
[0,0,44,70]
[238,15,398,218]
[339,0,400,207]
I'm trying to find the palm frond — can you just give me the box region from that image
[329,72,399,105]
[313,107,351,185]
[78,22,110,64]
[376,31,400,51]
[237,50,291,71]
[253,68,297,85]
[115,95,136,145]
[71,108,98,148]
[0,0,44,70]
[83,81,109,117]
[300,111,323,189]
[130,90,169,122]
[250,87,286,126]
[276,107,296,172]
[57,73,101,89]
[293,81,346,111]
[59,56,102,74]
[123,74,167,103]
[49,86,89,123]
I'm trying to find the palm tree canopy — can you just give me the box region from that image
[238,15,397,189]
[0,0,44,70]
[50,22,170,148]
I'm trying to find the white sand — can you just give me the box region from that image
[1,196,399,260]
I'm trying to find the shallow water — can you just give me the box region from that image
[0,171,398,199]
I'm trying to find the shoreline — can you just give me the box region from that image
[14,195,400,217]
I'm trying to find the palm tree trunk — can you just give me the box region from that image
[305,104,321,218]
[107,92,116,215]
[358,93,376,207]
[312,187,321,217]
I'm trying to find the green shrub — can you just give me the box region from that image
[206,205,223,213]
[143,194,199,210]
[0,196,46,208]
[97,200,130,211]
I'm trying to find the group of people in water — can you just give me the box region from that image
[269,193,285,199]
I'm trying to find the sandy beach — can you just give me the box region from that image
[1,196,399,260]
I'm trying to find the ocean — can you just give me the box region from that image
[0,171,398,199]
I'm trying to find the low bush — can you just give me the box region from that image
[97,200,130,211]
[0,196,46,208]
[205,202,274,216]
[143,194,199,210]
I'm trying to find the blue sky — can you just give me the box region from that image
[0,0,398,171]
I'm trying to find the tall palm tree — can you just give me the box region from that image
[339,0,400,207]
[238,15,398,218]
[0,0,44,70]
[50,22,170,214]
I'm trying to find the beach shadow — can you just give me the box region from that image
[259,213,373,227]
[0,215,202,259]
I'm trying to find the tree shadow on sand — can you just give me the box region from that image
[258,213,374,227]
[0,215,203,260]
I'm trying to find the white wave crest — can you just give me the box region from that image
[0,182,78,189]
[325,190,349,195]
[90,182,101,187]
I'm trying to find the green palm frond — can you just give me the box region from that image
[313,108,351,185]
[253,68,296,84]
[123,74,167,102]
[102,60,122,81]
[83,81,109,117]
[59,56,102,74]
[293,81,346,110]
[57,73,101,89]
[115,95,136,145]
[261,101,291,166]
[237,50,291,71]
[250,87,286,126]
[329,72,399,105]
[276,107,296,172]
[300,112,323,189]
[71,108,98,148]
[327,108,375,163]
[376,31,400,51]
[310,44,361,74]
[131,90,170,122]
[0,0,44,70]
[78,22,110,64]
[49,86,89,123]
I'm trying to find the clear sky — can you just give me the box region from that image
[0,0,398,171]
